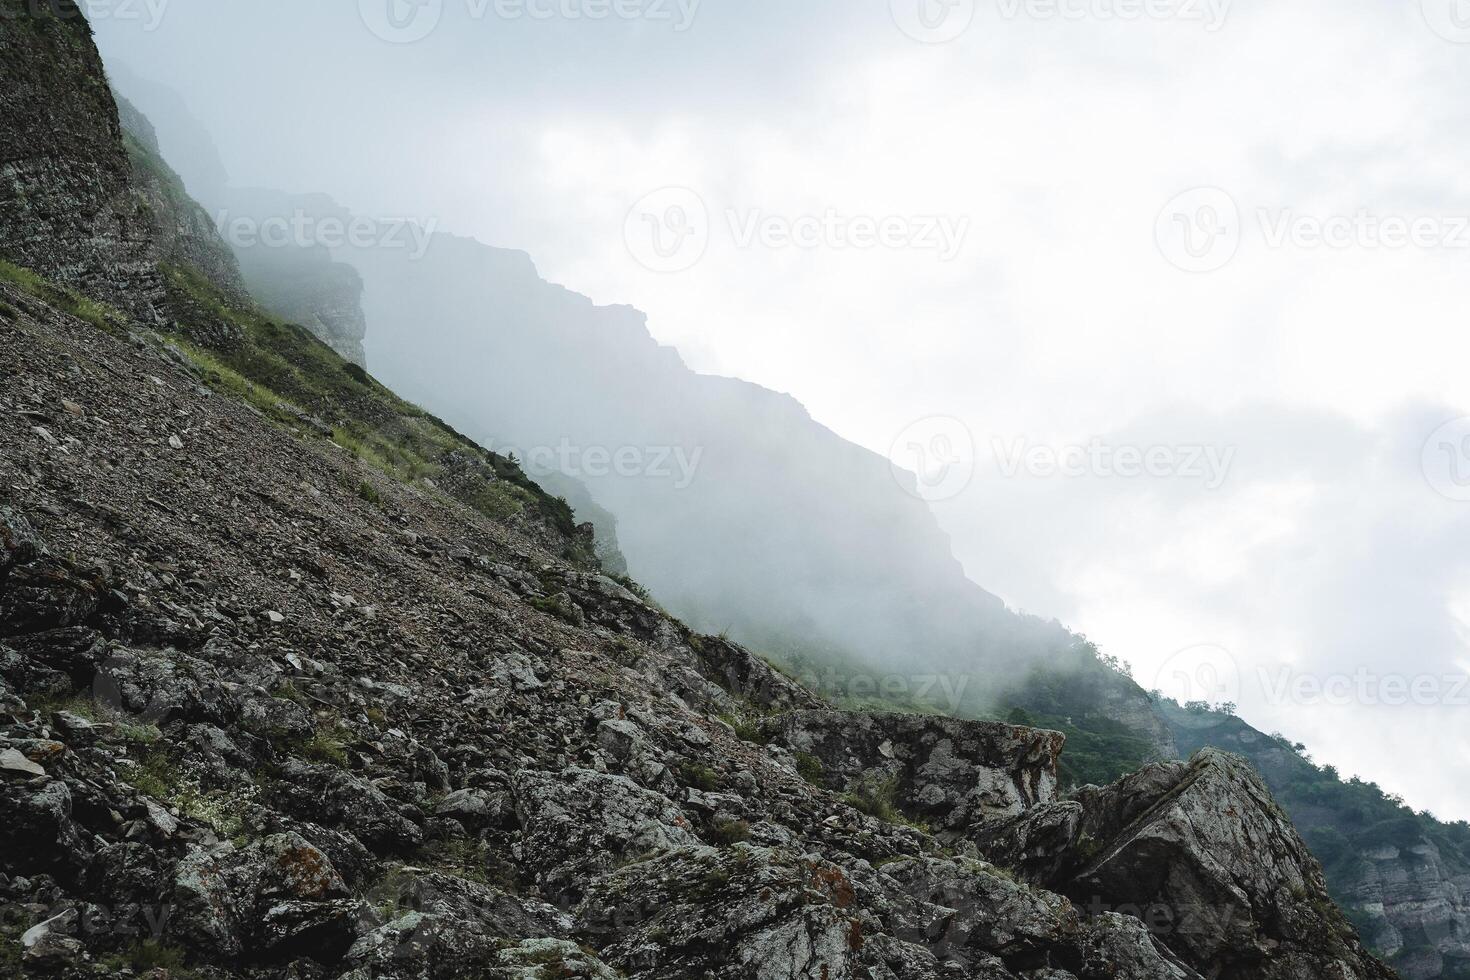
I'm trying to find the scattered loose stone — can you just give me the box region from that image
[0,747,45,776]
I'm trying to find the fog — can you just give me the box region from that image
[93,0,1470,820]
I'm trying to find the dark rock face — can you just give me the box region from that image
[116,91,250,311]
[977,750,1398,980]
[1160,704,1470,980]
[767,710,1066,833]
[0,1,163,312]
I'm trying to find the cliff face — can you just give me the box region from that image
[108,71,369,365]
[0,1,160,313]
[0,5,1403,978]
[1161,704,1470,979]
[114,93,250,310]
[216,188,369,366]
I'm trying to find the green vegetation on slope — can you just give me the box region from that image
[992,640,1169,788]
[1,252,593,565]
[160,260,587,550]
[0,259,127,335]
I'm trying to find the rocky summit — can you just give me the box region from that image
[0,2,1402,979]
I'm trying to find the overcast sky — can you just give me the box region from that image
[94,0,1470,821]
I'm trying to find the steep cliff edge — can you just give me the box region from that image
[0,4,1398,978]
[0,2,160,313]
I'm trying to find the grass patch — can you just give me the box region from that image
[36,693,163,744]
[718,712,769,746]
[709,818,752,846]
[413,837,514,889]
[159,261,588,557]
[125,748,180,800]
[0,258,127,335]
[356,480,383,507]
[297,721,354,767]
[528,593,582,626]
[678,761,720,792]
[101,941,197,977]
[844,774,903,824]
[795,752,825,786]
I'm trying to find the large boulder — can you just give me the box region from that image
[512,767,700,905]
[976,749,1397,980]
[169,833,370,964]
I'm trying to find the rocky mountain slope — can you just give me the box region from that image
[104,68,1185,771]
[0,4,1401,978]
[97,42,1467,980]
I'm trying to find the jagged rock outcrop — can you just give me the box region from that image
[1160,702,1470,979]
[106,70,369,364]
[767,710,1065,833]
[976,750,1397,980]
[1349,842,1470,977]
[217,188,369,366]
